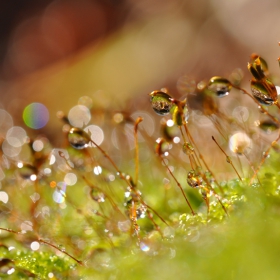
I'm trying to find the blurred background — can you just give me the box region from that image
[0,0,280,145]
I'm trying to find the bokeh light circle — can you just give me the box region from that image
[68,105,91,128]
[23,103,49,129]
[84,125,104,147]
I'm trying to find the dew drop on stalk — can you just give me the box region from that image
[155,138,170,156]
[208,76,232,97]
[182,142,194,156]
[149,90,173,116]
[124,190,146,220]
[250,80,275,105]
[187,170,203,188]
[257,120,279,133]
[90,189,106,203]
[68,127,90,149]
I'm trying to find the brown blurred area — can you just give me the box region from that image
[1,0,280,143]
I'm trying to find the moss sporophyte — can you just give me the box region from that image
[1,53,280,278]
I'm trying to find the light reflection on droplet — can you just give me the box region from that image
[30,174,37,181]
[166,119,174,127]
[64,173,77,186]
[173,136,180,144]
[84,125,104,147]
[49,154,56,165]
[93,166,102,175]
[30,241,40,251]
[0,191,9,203]
[7,268,15,275]
[32,140,44,151]
[68,105,91,128]
[140,242,150,252]
[48,272,54,278]
[6,126,27,147]
[2,140,21,158]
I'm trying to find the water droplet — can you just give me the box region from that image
[93,166,102,175]
[187,170,203,188]
[155,138,169,156]
[258,120,279,133]
[182,142,194,155]
[208,76,232,97]
[149,90,173,116]
[18,164,37,180]
[68,127,90,149]
[0,259,15,275]
[251,54,268,74]
[251,80,276,105]
[124,190,146,220]
[64,173,77,186]
[90,189,105,203]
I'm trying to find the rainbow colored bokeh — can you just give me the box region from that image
[23,103,49,129]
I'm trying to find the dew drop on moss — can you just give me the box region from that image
[149,91,173,116]
[90,189,106,203]
[208,76,232,97]
[258,120,279,133]
[68,128,90,149]
[251,80,275,105]
[187,170,203,188]
[182,142,194,155]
